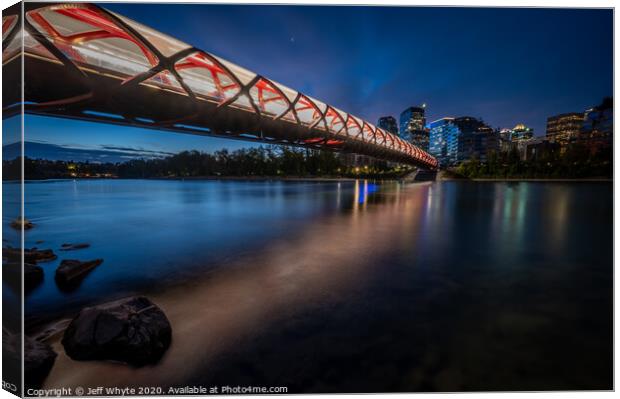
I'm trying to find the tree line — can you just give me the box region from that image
[4,146,409,180]
[455,144,612,179]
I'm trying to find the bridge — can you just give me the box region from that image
[3,3,438,169]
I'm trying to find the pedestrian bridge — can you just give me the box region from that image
[3,3,438,169]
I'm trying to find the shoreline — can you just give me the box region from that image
[6,176,613,183]
[150,175,367,182]
[466,178,612,182]
[8,176,408,183]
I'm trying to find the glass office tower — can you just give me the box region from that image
[399,105,429,151]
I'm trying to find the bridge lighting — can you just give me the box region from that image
[73,45,150,76]
[6,2,438,169]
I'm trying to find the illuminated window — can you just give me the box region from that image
[141,70,185,94]
[3,16,21,62]
[362,123,376,142]
[346,115,362,138]
[375,128,386,145]
[295,95,323,127]
[2,15,17,41]
[111,12,190,57]
[272,82,298,122]
[324,106,345,134]
[248,78,290,118]
[175,52,239,102]
[26,4,158,79]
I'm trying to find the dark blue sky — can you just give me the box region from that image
[17,4,613,154]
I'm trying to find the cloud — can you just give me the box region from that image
[99,145,175,157]
[2,141,178,163]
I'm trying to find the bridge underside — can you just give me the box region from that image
[4,56,425,165]
[3,3,438,169]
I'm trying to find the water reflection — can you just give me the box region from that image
[42,180,433,389]
[4,179,611,392]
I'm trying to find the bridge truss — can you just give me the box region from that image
[3,3,438,169]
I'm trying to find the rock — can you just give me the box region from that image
[62,296,172,366]
[3,247,57,263]
[3,262,44,291]
[10,217,34,230]
[24,336,57,389]
[3,333,57,389]
[26,248,57,263]
[55,258,103,287]
[59,243,90,251]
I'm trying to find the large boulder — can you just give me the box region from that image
[62,296,172,366]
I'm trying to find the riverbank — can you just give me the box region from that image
[439,177,612,183]
[437,170,612,182]
[152,175,360,182]
[12,175,412,183]
[469,178,612,182]
[13,172,613,184]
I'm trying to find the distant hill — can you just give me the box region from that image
[2,141,173,163]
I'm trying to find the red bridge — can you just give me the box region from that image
[3,3,438,169]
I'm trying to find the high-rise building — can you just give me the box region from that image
[429,116,498,165]
[510,123,535,160]
[511,124,534,141]
[399,105,429,151]
[453,117,498,163]
[546,112,584,150]
[429,118,459,166]
[377,116,398,135]
[580,97,613,154]
[499,128,514,152]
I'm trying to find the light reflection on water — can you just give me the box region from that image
[2,179,612,391]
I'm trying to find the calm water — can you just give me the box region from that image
[3,179,613,391]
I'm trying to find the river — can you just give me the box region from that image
[2,179,613,391]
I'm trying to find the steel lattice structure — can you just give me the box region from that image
[2,3,438,169]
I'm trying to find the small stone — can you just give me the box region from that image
[55,259,103,286]
[10,217,34,230]
[59,243,90,251]
[3,247,57,264]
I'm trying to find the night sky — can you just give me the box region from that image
[12,4,613,156]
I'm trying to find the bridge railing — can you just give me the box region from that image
[3,3,438,169]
